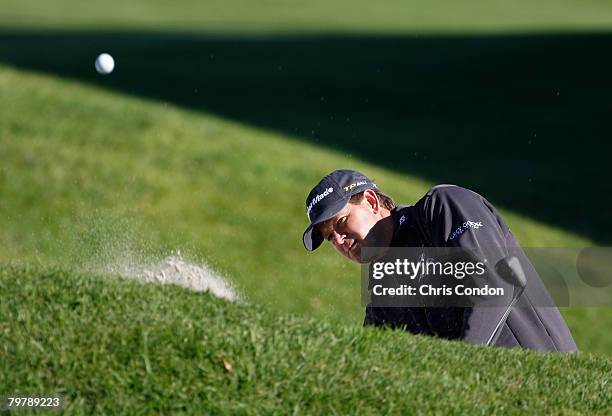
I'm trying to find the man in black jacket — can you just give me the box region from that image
[302,169,577,352]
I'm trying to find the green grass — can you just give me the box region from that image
[2,0,612,34]
[1,264,610,414]
[0,65,609,355]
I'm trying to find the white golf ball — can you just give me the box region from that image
[95,53,115,75]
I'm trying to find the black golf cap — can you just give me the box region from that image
[302,169,377,251]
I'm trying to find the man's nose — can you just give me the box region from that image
[331,230,345,246]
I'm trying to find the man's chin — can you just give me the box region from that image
[349,245,370,264]
[346,254,366,264]
[356,245,390,263]
[346,249,380,264]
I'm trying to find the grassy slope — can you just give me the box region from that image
[2,0,612,34]
[1,264,610,415]
[0,66,609,355]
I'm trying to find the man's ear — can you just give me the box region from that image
[363,189,380,213]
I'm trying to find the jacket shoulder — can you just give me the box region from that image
[424,184,481,201]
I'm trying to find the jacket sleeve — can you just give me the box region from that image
[415,185,517,345]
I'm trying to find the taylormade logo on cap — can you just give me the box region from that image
[307,187,334,219]
[343,181,368,191]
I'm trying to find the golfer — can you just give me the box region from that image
[302,169,577,352]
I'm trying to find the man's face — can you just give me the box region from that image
[316,193,382,263]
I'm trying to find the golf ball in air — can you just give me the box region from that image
[95,53,115,75]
